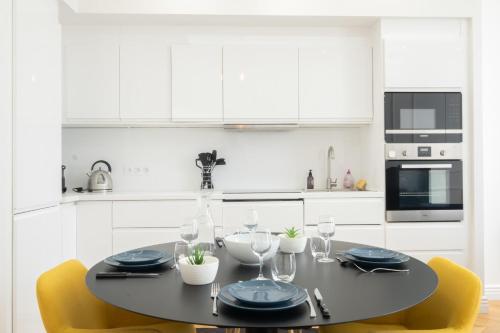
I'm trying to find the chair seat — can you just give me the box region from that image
[320,322,407,333]
[64,321,196,333]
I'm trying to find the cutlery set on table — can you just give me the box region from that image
[335,247,410,273]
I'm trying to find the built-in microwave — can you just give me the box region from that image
[385,143,463,222]
[385,92,462,143]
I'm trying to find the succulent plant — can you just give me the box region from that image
[188,246,205,265]
[284,227,301,239]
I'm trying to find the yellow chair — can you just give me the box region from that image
[320,257,482,333]
[37,259,196,333]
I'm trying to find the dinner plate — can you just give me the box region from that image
[218,283,307,312]
[112,250,166,265]
[345,247,399,262]
[227,280,299,306]
[342,252,409,267]
[104,254,173,271]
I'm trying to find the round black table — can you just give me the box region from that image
[86,241,437,333]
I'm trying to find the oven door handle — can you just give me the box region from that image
[401,164,453,169]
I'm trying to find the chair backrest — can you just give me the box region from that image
[37,260,109,333]
[405,257,482,331]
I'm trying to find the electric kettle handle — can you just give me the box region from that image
[91,160,112,173]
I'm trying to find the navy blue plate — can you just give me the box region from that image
[343,252,409,267]
[345,247,399,262]
[219,283,307,311]
[227,280,299,306]
[104,254,173,271]
[112,250,166,265]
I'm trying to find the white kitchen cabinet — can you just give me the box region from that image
[76,202,112,268]
[13,0,61,213]
[64,43,119,119]
[113,200,223,228]
[222,201,303,233]
[223,46,298,122]
[120,43,171,119]
[13,206,62,333]
[334,225,385,247]
[172,45,223,121]
[384,39,464,89]
[304,198,384,226]
[401,250,466,266]
[113,229,180,254]
[60,203,77,260]
[299,43,372,123]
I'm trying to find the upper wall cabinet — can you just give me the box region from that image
[299,43,373,123]
[171,45,223,121]
[120,43,171,119]
[223,46,299,123]
[384,39,465,89]
[64,43,120,119]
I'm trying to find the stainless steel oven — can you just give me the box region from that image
[385,143,463,222]
[385,92,462,143]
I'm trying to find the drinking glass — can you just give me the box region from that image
[174,241,190,270]
[271,252,296,283]
[317,216,335,263]
[304,224,325,260]
[250,228,272,280]
[243,209,259,232]
[180,218,198,247]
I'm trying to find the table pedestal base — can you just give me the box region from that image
[225,329,305,333]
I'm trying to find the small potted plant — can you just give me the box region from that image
[278,227,308,253]
[179,246,219,285]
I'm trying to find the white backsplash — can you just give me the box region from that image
[62,127,367,192]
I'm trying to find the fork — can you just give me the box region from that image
[211,282,220,316]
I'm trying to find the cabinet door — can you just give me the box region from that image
[14,207,62,333]
[304,198,384,226]
[223,46,298,122]
[120,43,171,119]
[64,43,119,119]
[113,229,180,254]
[299,43,372,122]
[14,0,61,213]
[76,202,112,267]
[384,39,464,88]
[222,201,303,233]
[334,225,384,247]
[60,203,77,260]
[172,45,223,121]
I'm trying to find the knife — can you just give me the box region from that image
[304,289,317,318]
[314,288,331,318]
[96,272,160,279]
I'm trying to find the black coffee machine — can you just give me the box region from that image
[195,150,226,189]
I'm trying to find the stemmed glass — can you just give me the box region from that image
[317,216,335,263]
[250,228,272,280]
[180,218,199,248]
[243,209,259,232]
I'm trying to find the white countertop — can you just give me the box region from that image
[61,189,383,204]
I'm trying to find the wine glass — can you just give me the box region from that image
[243,209,259,232]
[317,216,335,263]
[250,228,272,280]
[180,218,198,248]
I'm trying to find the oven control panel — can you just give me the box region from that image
[385,143,462,160]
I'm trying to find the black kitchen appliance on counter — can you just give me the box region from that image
[195,150,225,190]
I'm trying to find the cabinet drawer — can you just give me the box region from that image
[113,229,179,254]
[305,198,384,225]
[222,201,303,233]
[334,225,385,247]
[401,250,466,266]
[113,200,222,228]
[386,222,466,251]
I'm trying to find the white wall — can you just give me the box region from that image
[481,0,500,300]
[62,127,370,192]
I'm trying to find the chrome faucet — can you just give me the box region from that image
[326,145,337,190]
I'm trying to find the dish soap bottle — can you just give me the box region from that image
[343,169,355,190]
[307,170,314,190]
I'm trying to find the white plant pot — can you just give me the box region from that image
[278,234,308,253]
[179,256,219,285]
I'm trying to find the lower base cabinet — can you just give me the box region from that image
[113,228,180,254]
[335,225,385,247]
[13,206,62,333]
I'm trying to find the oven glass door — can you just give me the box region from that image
[386,160,463,211]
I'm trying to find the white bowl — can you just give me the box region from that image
[278,234,308,253]
[224,233,280,265]
[179,256,219,285]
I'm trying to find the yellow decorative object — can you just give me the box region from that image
[319,257,482,333]
[37,259,196,333]
[355,179,367,191]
